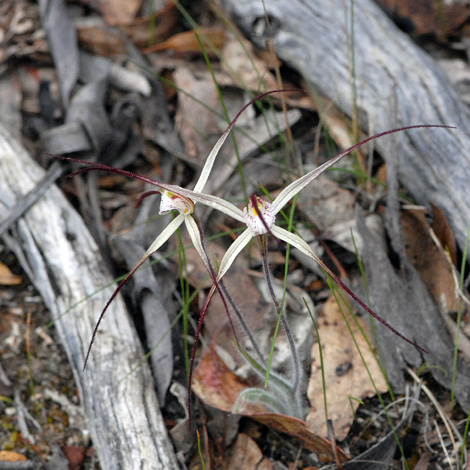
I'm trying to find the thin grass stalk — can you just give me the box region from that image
[350,229,395,401]
[196,429,207,470]
[451,222,470,407]
[460,403,470,468]
[305,299,329,429]
[261,192,300,388]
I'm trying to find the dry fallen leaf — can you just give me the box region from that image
[306,294,388,441]
[297,174,355,232]
[222,433,272,470]
[173,67,221,159]
[94,0,143,26]
[220,31,278,91]
[143,28,226,55]
[192,345,350,464]
[0,451,28,462]
[401,207,459,313]
[0,261,22,286]
[121,4,179,47]
[431,204,457,264]
[375,0,470,40]
[77,25,128,57]
[78,5,179,56]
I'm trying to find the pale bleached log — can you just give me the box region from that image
[221,0,470,252]
[0,124,179,470]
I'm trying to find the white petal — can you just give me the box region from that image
[216,229,252,282]
[194,91,288,193]
[190,192,246,223]
[193,126,232,193]
[272,225,329,274]
[184,217,212,275]
[154,183,245,223]
[271,126,448,214]
[144,214,185,257]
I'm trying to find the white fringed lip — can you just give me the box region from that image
[159,190,195,215]
[244,196,276,235]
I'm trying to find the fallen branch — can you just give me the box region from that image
[0,124,178,470]
[221,0,470,253]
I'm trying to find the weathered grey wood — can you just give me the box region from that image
[221,0,470,253]
[0,124,179,470]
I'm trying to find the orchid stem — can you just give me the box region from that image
[258,236,302,398]
[217,281,266,365]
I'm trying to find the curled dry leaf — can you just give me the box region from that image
[0,261,22,286]
[192,346,350,464]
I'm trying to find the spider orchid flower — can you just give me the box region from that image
[188,124,456,370]
[54,89,294,368]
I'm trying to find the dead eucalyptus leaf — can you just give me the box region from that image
[77,23,127,57]
[355,209,470,409]
[220,31,278,91]
[401,207,459,313]
[94,0,142,26]
[375,0,469,40]
[296,174,355,232]
[431,204,457,264]
[192,346,350,464]
[173,67,221,159]
[0,262,22,286]
[221,433,273,470]
[38,0,79,106]
[306,294,388,441]
[143,29,226,55]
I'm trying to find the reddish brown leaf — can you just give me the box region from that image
[63,445,85,470]
[401,207,459,313]
[77,26,127,57]
[78,5,179,56]
[375,0,470,40]
[431,204,457,264]
[192,346,350,464]
[121,5,179,48]
[143,29,226,56]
